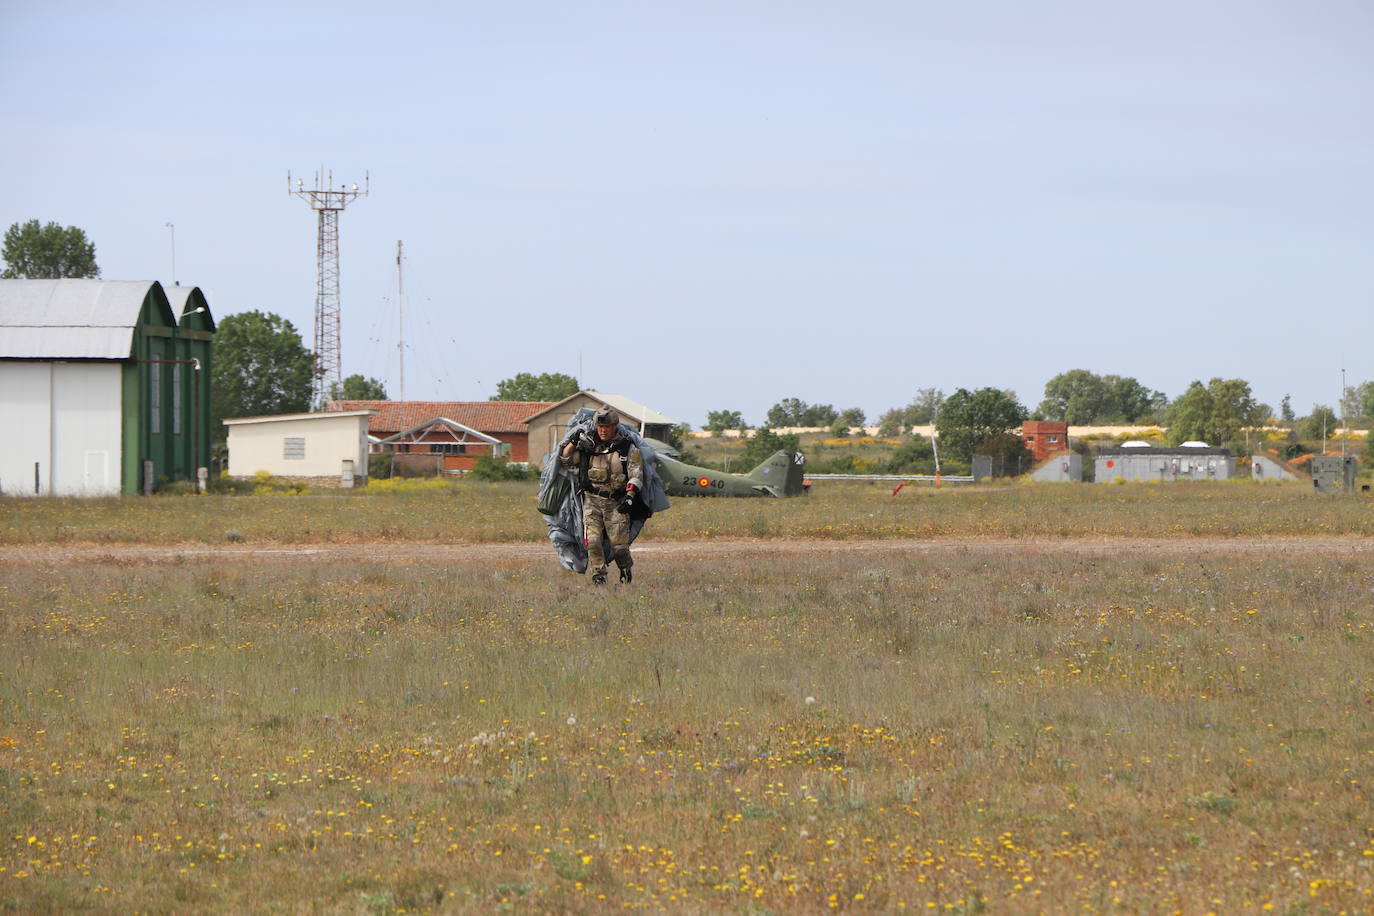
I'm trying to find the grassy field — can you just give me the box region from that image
[2,478,1374,546]
[1,485,1372,912]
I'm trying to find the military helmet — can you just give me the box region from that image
[593,407,620,427]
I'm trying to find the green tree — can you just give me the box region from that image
[492,372,579,402]
[1,219,99,278]
[1280,394,1294,423]
[211,311,314,438]
[934,388,1027,463]
[876,408,904,437]
[839,407,866,427]
[1037,369,1110,424]
[1300,405,1338,441]
[328,374,388,401]
[765,398,807,427]
[1037,370,1166,424]
[705,409,746,434]
[878,389,944,435]
[741,427,800,468]
[905,388,944,426]
[663,424,690,452]
[1164,378,1263,445]
[1103,375,1168,424]
[1341,381,1374,426]
[763,398,838,428]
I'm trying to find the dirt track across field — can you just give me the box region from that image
[1,536,1371,567]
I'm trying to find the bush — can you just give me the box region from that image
[741,428,801,469]
[366,476,452,493]
[887,437,935,474]
[369,451,394,480]
[1284,442,1312,461]
[466,454,533,482]
[251,470,307,495]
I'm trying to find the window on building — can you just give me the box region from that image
[172,364,182,435]
[150,358,161,435]
[1047,435,1059,443]
[428,443,466,455]
[283,437,306,460]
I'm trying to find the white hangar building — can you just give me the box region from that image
[0,279,215,496]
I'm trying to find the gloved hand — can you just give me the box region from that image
[575,431,597,451]
[617,484,637,514]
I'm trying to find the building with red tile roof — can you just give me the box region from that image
[328,400,551,471]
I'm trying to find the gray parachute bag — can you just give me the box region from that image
[536,407,670,573]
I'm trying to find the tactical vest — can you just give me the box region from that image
[579,439,633,498]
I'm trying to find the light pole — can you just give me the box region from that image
[165,222,176,286]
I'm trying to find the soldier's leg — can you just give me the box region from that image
[584,497,610,583]
[605,509,633,582]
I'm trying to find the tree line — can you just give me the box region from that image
[705,368,1367,467]
[7,221,1365,462]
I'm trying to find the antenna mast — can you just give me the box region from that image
[396,240,405,401]
[288,167,369,408]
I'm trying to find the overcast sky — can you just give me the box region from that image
[2,1,1369,427]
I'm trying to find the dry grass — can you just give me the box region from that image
[2,479,1372,546]
[1,531,1371,911]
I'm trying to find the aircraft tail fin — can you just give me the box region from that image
[745,450,806,497]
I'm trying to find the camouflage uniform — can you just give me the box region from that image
[561,412,644,582]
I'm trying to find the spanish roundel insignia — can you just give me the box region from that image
[698,477,711,488]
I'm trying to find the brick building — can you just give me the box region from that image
[329,400,551,472]
[1021,421,1069,463]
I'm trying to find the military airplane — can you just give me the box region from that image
[644,440,807,498]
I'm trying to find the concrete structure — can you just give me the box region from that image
[1021,421,1069,463]
[1250,451,1303,482]
[1094,445,1234,482]
[328,400,549,469]
[1028,450,1082,482]
[223,410,376,487]
[523,390,679,461]
[0,279,214,496]
[1310,455,1358,493]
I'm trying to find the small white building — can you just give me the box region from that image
[223,410,377,487]
[1028,451,1082,482]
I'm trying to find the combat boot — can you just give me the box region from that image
[591,567,608,585]
[619,567,632,584]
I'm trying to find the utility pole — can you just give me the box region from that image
[289,167,368,408]
[396,240,405,401]
[164,222,176,286]
[1341,367,1347,457]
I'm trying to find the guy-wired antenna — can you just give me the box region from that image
[288,167,368,408]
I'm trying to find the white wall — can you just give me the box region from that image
[227,414,371,479]
[0,362,122,496]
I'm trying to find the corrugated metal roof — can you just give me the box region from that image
[330,400,551,434]
[0,326,139,359]
[0,279,160,359]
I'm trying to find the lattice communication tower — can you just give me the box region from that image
[288,168,368,407]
